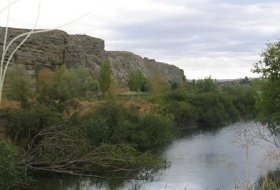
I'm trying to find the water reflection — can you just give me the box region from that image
[33,121,279,190]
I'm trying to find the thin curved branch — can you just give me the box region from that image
[2,11,90,62]
[1,0,12,78]
[0,0,19,15]
[2,2,41,82]
[0,2,90,106]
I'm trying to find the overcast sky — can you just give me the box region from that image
[1,0,279,79]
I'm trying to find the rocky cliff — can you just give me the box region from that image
[0,27,185,82]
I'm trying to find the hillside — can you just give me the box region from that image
[0,27,185,83]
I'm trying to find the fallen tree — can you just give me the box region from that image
[23,125,167,180]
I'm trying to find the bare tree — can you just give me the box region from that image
[230,122,280,190]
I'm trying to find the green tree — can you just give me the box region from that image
[70,67,98,98]
[5,64,32,108]
[253,41,280,131]
[149,72,168,98]
[99,61,112,98]
[128,70,146,99]
[37,66,74,112]
[194,77,219,93]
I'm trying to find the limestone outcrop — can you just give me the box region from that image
[0,27,185,82]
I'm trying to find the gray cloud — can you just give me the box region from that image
[9,0,280,78]
[99,0,280,79]
[3,0,277,79]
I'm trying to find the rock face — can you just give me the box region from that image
[0,27,185,82]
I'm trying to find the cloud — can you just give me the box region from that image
[1,0,279,79]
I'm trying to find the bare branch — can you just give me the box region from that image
[0,0,90,106]
[0,0,19,15]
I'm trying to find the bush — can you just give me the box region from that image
[0,140,27,189]
[80,102,175,150]
[189,92,230,127]
[5,64,32,108]
[84,118,109,146]
[160,92,198,127]
[222,84,256,119]
[111,119,138,144]
[5,104,61,147]
[37,66,97,112]
[139,113,175,149]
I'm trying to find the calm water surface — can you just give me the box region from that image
[34,121,279,190]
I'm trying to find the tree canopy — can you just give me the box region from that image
[253,41,280,131]
[98,61,112,98]
[128,69,146,92]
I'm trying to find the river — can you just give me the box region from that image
[33,121,279,190]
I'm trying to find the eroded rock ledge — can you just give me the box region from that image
[0,27,185,82]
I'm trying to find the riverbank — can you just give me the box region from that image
[0,65,258,189]
[30,122,280,190]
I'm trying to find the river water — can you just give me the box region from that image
[34,121,279,190]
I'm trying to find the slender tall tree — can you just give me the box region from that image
[98,61,112,98]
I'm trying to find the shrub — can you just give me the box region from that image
[37,67,75,112]
[5,64,32,108]
[69,67,98,98]
[80,102,175,149]
[139,113,175,149]
[0,140,27,189]
[189,93,230,127]
[111,119,138,144]
[84,118,109,146]
[5,104,61,147]
[160,92,198,127]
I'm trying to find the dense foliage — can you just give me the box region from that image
[80,101,175,149]
[98,61,112,98]
[0,140,27,190]
[254,41,280,132]
[157,77,256,128]
[0,64,259,189]
[6,64,32,108]
[253,41,280,187]
[128,70,147,93]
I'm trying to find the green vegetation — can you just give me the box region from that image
[6,64,32,108]
[98,61,112,98]
[253,41,280,132]
[253,41,280,188]
[0,63,259,189]
[128,70,147,97]
[0,140,28,190]
[256,170,280,190]
[158,77,256,128]
[80,101,175,149]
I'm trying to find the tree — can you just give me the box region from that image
[149,72,168,98]
[37,66,74,112]
[0,0,89,107]
[70,67,97,98]
[253,41,280,131]
[98,61,112,98]
[5,64,32,108]
[128,70,146,99]
[194,77,219,93]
